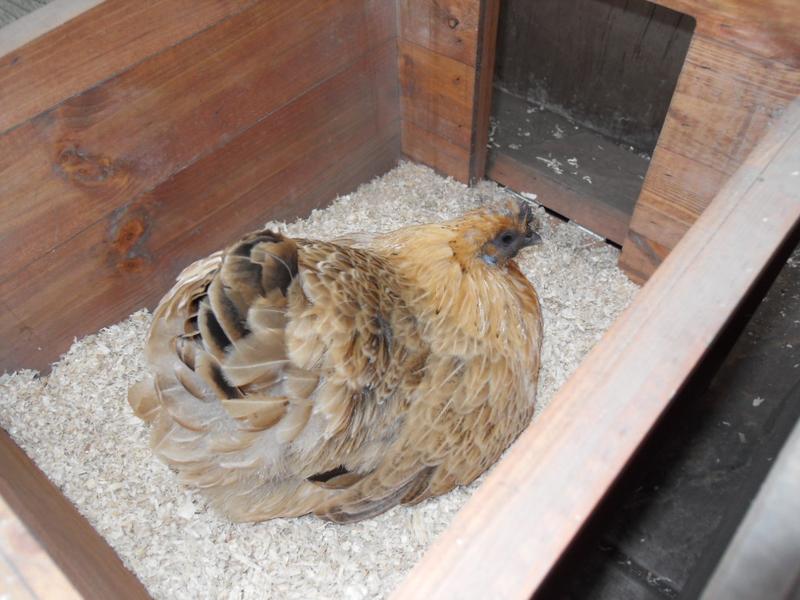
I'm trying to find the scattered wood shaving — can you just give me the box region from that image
[0,162,638,600]
[536,156,564,175]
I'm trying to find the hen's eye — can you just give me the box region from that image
[500,232,515,245]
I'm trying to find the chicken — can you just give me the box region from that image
[128,199,543,523]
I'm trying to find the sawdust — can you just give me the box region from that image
[0,162,638,600]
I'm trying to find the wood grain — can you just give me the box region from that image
[654,0,800,65]
[392,100,800,599]
[402,119,470,182]
[0,495,80,600]
[0,37,400,372]
[0,0,256,133]
[0,0,394,283]
[397,0,498,183]
[398,0,480,67]
[467,0,500,183]
[0,428,149,599]
[619,1,800,281]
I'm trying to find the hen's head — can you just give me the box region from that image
[449,198,542,269]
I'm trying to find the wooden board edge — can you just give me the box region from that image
[0,428,151,599]
[467,0,500,183]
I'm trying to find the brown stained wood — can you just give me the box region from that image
[0,0,395,283]
[402,119,470,182]
[0,41,400,372]
[0,495,80,600]
[0,0,256,133]
[399,39,474,148]
[467,0,499,183]
[0,428,149,599]
[653,0,800,65]
[620,27,800,282]
[487,152,631,245]
[397,0,497,183]
[700,411,800,600]
[393,101,800,600]
[398,0,479,67]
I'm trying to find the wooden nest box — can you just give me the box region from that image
[0,0,798,597]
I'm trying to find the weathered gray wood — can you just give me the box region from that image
[700,402,800,600]
[494,0,694,151]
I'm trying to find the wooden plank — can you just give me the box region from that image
[652,0,800,64]
[0,0,255,133]
[0,41,400,372]
[402,119,470,182]
[487,152,631,244]
[0,428,149,599]
[399,39,474,148]
[0,0,395,283]
[392,101,800,600]
[397,0,497,183]
[467,0,499,183]
[398,0,480,67]
[0,495,80,600]
[619,4,800,281]
[699,409,800,600]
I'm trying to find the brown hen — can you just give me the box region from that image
[129,199,543,523]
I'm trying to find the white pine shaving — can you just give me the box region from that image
[536,156,564,175]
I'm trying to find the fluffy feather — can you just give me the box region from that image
[129,200,543,522]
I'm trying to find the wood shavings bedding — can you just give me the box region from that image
[0,162,638,600]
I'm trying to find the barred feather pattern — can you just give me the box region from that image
[130,202,543,522]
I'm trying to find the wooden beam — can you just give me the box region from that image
[0,429,149,599]
[699,398,800,600]
[392,101,800,599]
